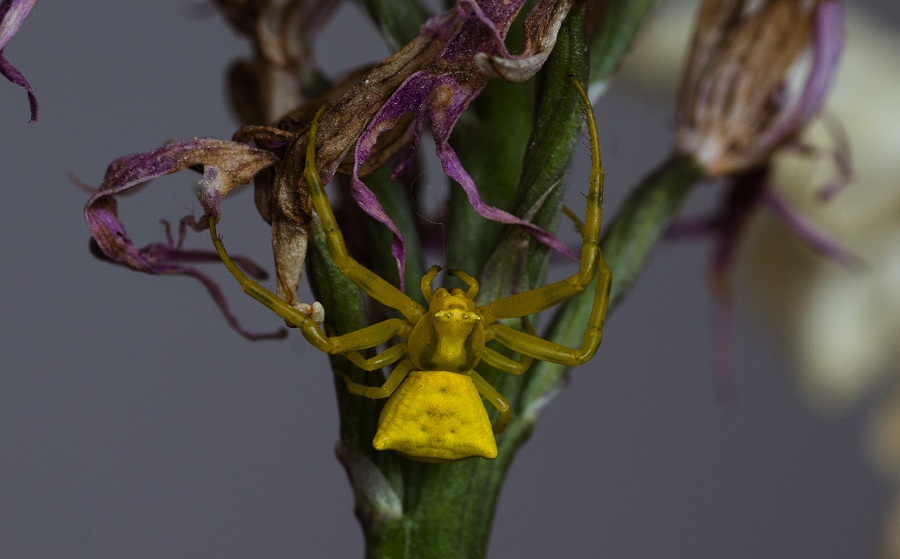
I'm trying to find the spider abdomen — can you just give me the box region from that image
[373,370,497,462]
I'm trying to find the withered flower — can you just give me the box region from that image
[233,0,578,303]
[665,0,848,391]
[215,0,345,123]
[675,0,844,176]
[0,0,38,121]
[349,0,579,278]
[84,138,291,340]
[674,0,850,274]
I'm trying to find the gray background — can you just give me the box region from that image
[1,1,897,557]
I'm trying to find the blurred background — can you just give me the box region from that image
[2,1,899,556]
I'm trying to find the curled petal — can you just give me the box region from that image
[0,0,38,121]
[86,137,278,220]
[250,24,459,300]
[84,139,284,340]
[86,216,286,341]
[762,187,863,270]
[473,0,575,83]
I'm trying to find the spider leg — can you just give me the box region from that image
[476,78,611,366]
[210,217,411,356]
[487,254,609,365]
[339,358,414,399]
[480,347,532,376]
[468,371,511,434]
[420,265,440,303]
[447,269,478,299]
[479,78,604,323]
[345,343,408,371]
[306,107,423,323]
[480,319,536,376]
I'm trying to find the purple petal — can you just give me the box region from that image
[755,1,845,159]
[0,0,35,47]
[435,139,578,260]
[815,113,853,201]
[456,0,514,58]
[89,235,286,341]
[0,0,38,121]
[792,1,845,132]
[666,216,724,239]
[781,113,853,202]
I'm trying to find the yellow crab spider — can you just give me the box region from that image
[209,77,611,463]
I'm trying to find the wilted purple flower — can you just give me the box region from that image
[0,0,38,121]
[232,0,577,300]
[676,0,851,266]
[83,0,578,338]
[84,138,289,340]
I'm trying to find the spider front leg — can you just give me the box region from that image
[480,77,604,323]
[487,255,610,366]
[480,318,536,375]
[344,343,408,372]
[479,77,611,366]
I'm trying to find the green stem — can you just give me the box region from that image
[313,2,678,558]
[601,153,705,308]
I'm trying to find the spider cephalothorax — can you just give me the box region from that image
[209,78,611,462]
[408,271,485,373]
